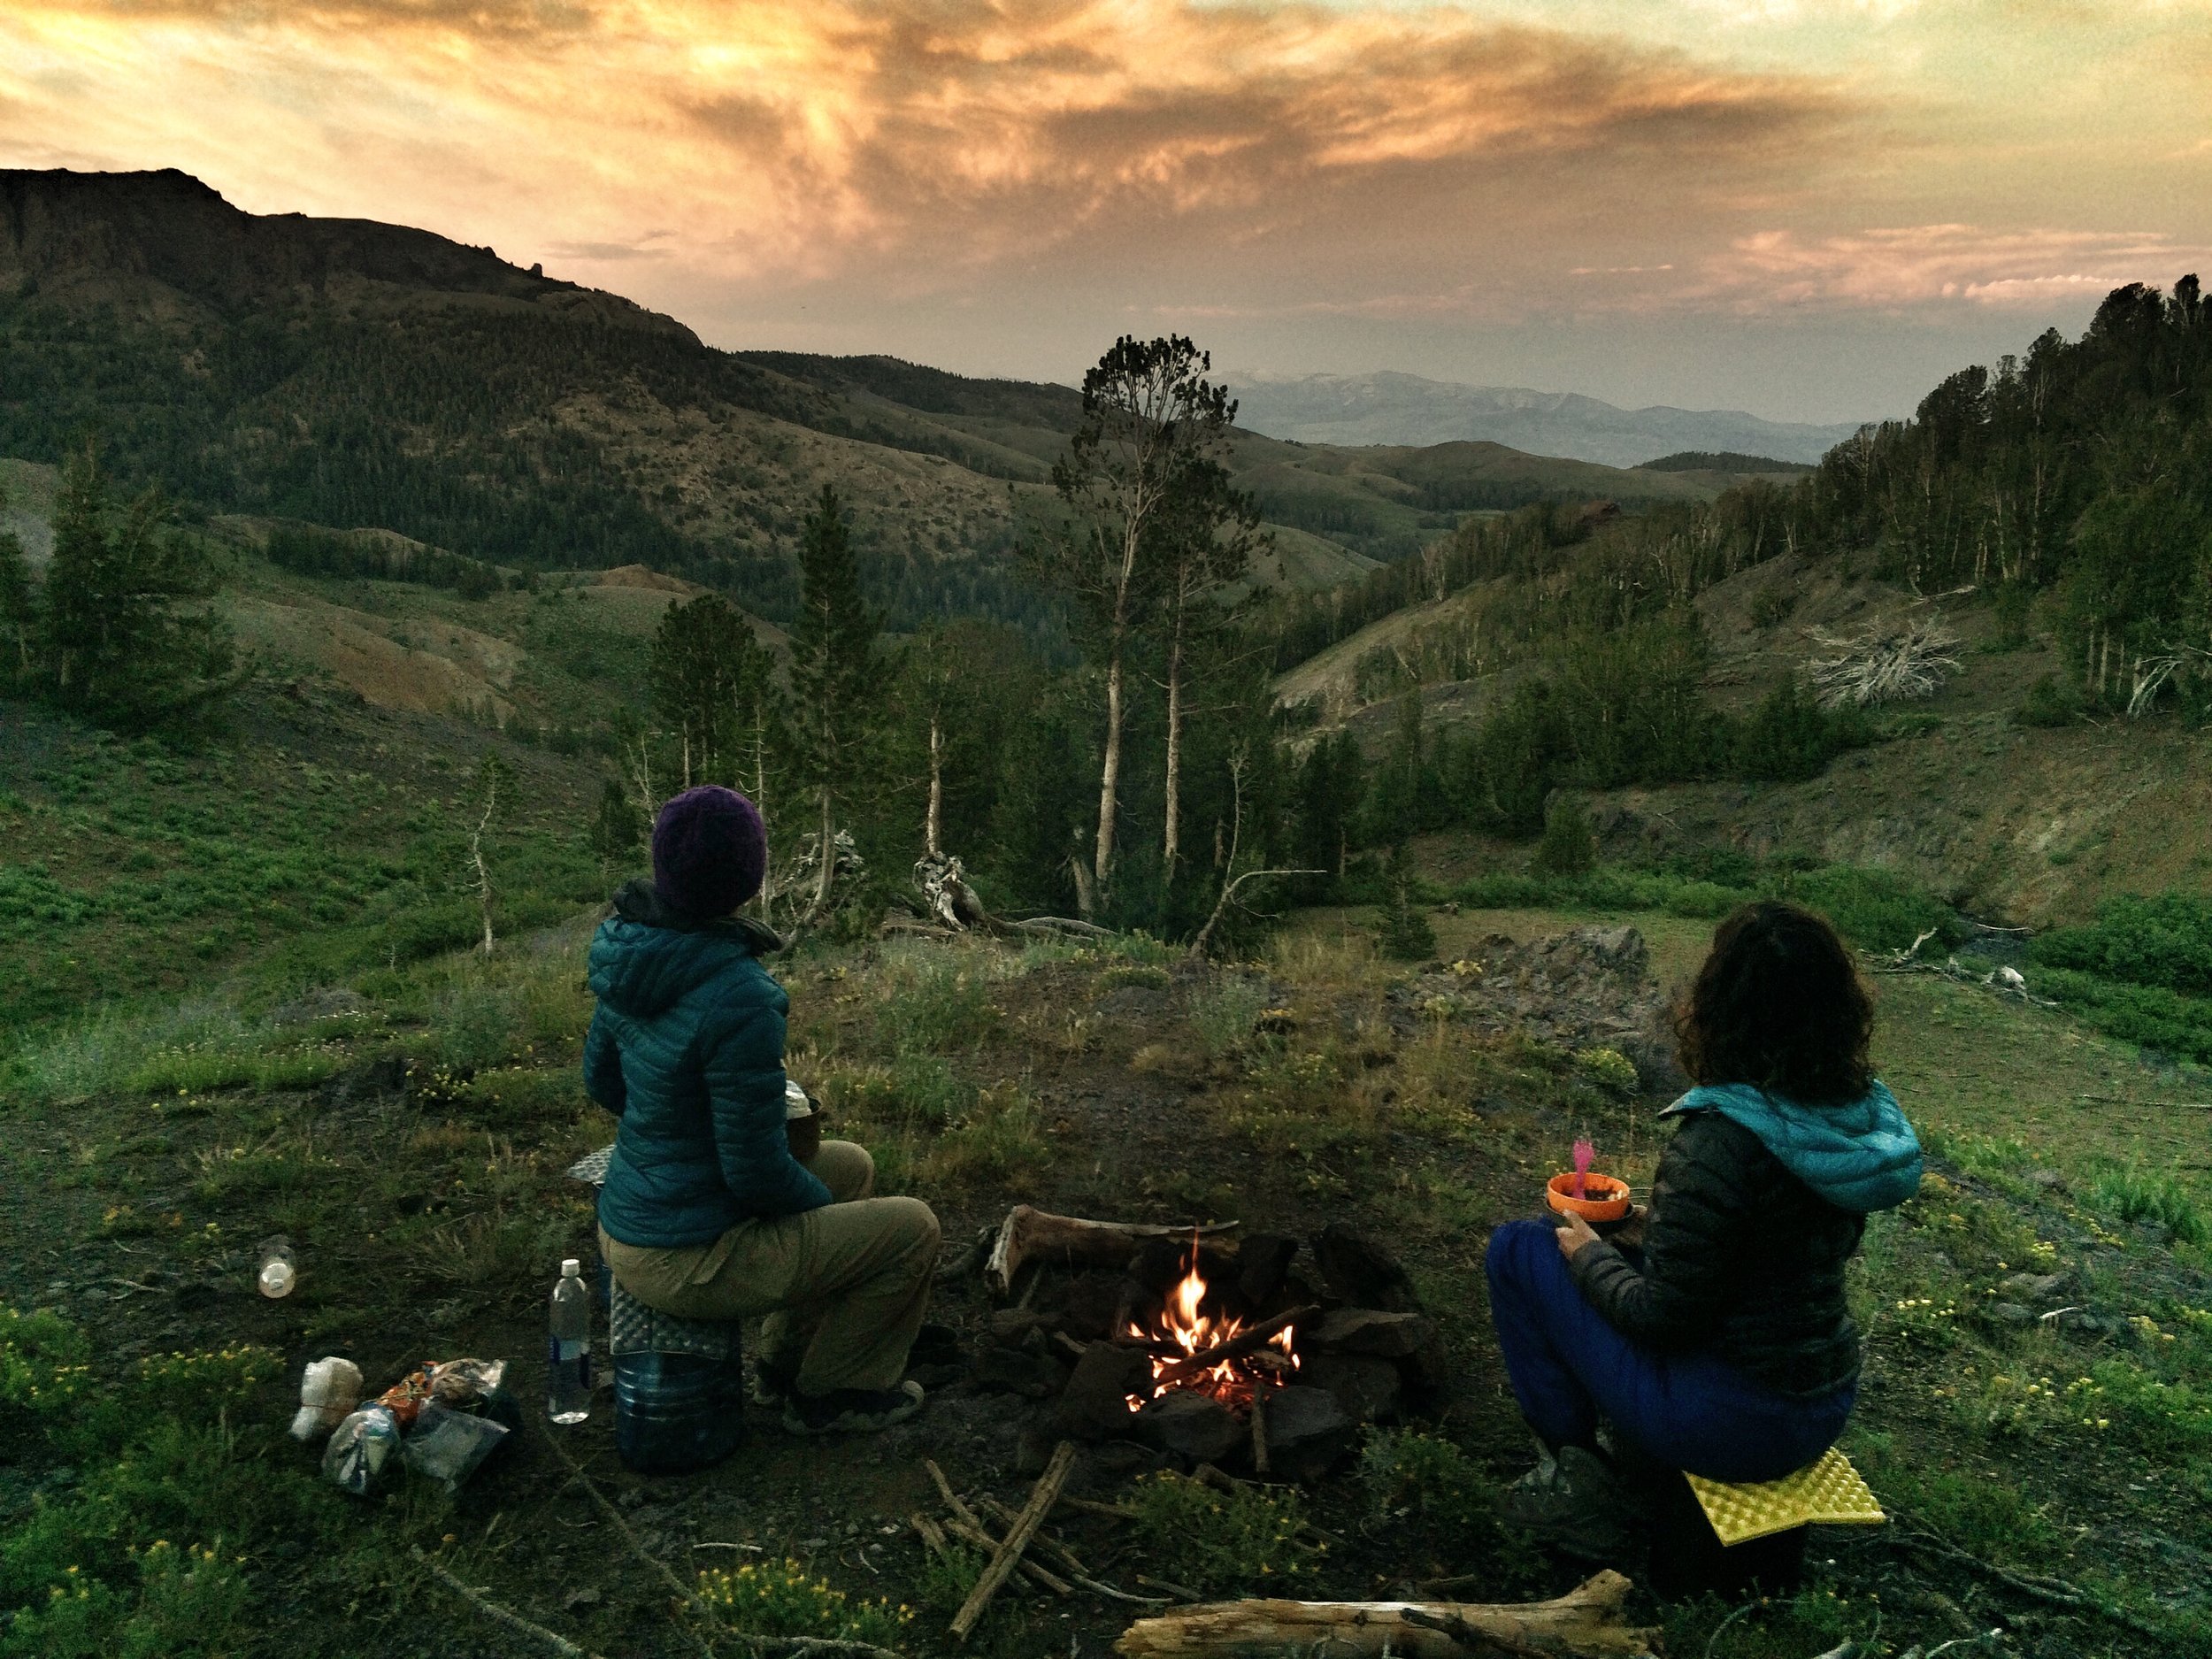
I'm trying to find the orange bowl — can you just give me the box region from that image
[1547,1171,1632,1223]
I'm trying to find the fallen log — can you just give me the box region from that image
[1112,1571,1658,1658]
[950,1441,1077,1641]
[985,1206,1241,1298]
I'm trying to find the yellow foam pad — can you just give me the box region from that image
[1685,1447,1886,1547]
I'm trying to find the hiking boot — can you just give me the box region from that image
[780,1380,926,1437]
[1501,1440,1636,1563]
[748,1354,799,1409]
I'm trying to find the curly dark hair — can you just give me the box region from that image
[1674,901,1874,1103]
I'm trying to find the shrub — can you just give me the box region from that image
[1774,864,1962,953]
[1530,798,1597,877]
[879,953,997,1056]
[2089,1168,2209,1245]
[2032,968,2212,1064]
[2032,893,2212,998]
[695,1560,911,1647]
[1129,1470,1317,1591]
[1187,976,1271,1058]
[2016,672,2080,727]
[1574,1047,1640,1094]
[1733,677,1865,782]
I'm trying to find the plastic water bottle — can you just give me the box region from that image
[257,1238,297,1299]
[547,1259,593,1425]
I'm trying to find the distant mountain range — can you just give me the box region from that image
[1220,372,1866,470]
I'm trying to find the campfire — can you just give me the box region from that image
[1121,1234,1301,1414]
[958,1207,1447,1481]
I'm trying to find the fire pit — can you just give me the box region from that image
[956,1210,1445,1482]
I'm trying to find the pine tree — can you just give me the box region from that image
[1532,797,1599,878]
[0,486,34,688]
[649,592,778,790]
[42,445,230,723]
[590,777,644,872]
[1373,843,1437,961]
[788,484,881,912]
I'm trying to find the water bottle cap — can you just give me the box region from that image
[561,1258,581,1277]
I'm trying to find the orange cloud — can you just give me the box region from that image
[1694,223,2209,311]
[0,1,1863,289]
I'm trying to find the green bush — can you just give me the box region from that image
[1129,1470,1317,1591]
[1774,864,1962,953]
[2089,1168,2210,1245]
[2016,672,2080,727]
[1530,798,1597,877]
[695,1559,911,1647]
[1732,678,1868,782]
[2032,893,2212,998]
[2032,967,2212,1064]
[879,952,997,1056]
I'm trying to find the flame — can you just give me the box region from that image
[1124,1233,1296,1413]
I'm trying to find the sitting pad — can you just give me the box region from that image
[1685,1447,1886,1547]
[609,1273,740,1362]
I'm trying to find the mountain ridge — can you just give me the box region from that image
[1222,368,1864,468]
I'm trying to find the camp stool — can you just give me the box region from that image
[566,1143,749,1476]
[1650,1446,1885,1597]
[607,1274,748,1476]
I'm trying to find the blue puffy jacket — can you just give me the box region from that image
[584,880,831,1248]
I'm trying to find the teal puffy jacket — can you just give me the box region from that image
[584,881,831,1248]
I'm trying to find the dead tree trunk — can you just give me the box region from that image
[1162,613,1185,887]
[812,786,836,914]
[1096,641,1125,893]
[926,711,944,858]
[1113,1571,1657,1658]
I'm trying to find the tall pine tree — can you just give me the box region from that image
[0,480,33,689]
[42,444,229,723]
[789,484,882,913]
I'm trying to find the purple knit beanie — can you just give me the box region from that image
[651,786,767,921]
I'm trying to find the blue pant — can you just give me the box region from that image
[1483,1219,1854,1484]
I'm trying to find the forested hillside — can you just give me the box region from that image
[2,169,1770,641]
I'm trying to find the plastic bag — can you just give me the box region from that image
[321,1404,400,1496]
[403,1401,511,1492]
[290,1356,364,1441]
[376,1357,508,1428]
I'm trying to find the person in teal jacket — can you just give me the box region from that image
[587,786,938,1436]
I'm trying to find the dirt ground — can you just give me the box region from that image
[5,914,2209,1658]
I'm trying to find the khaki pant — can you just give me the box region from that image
[600,1142,939,1395]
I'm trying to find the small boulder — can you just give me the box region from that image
[1056,1344,1154,1440]
[1989,1302,2036,1326]
[1133,1392,1244,1464]
[1999,1271,2067,1303]
[1297,1352,1402,1424]
[1263,1386,1356,1481]
[1303,1308,1437,1359]
[971,1347,1065,1398]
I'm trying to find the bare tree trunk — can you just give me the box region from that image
[680,728,692,791]
[469,768,499,957]
[926,711,943,859]
[1162,625,1184,887]
[813,785,835,912]
[1095,641,1125,889]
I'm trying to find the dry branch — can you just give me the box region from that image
[1112,1571,1658,1657]
[412,1548,602,1659]
[973,1496,1166,1608]
[951,1441,1078,1641]
[1806,618,1962,709]
[984,1206,1241,1297]
[908,852,1112,941]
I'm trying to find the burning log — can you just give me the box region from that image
[950,1441,1078,1642]
[1151,1305,1311,1393]
[985,1207,1240,1298]
[1112,1570,1658,1657]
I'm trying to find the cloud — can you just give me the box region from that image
[0,1,1863,290]
[1692,223,2207,311]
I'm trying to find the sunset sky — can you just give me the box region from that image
[4,2,2208,422]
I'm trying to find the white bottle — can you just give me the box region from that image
[547,1258,593,1425]
[257,1238,297,1299]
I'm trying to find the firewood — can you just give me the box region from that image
[1062,1495,1140,1522]
[1248,1390,1271,1477]
[1112,1571,1659,1657]
[950,1441,1078,1641]
[973,1497,1168,1608]
[1150,1306,1311,1392]
[986,1206,1241,1297]
[942,1516,1071,1595]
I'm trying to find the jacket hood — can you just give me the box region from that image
[588,879,782,1018]
[1663,1080,1923,1213]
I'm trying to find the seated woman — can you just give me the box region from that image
[585,785,940,1436]
[1485,901,1921,1551]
